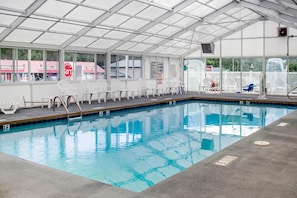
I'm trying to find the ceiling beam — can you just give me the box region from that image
[107,0,197,52]
[143,1,238,54]
[0,0,47,42]
[60,0,133,49]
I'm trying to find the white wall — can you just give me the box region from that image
[186,20,297,58]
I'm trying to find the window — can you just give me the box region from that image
[16,49,28,82]
[111,54,141,79]
[77,53,95,80]
[0,48,13,82]
[46,51,59,81]
[96,54,105,79]
[31,49,44,81]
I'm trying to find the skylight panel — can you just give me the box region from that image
[34,32,72,45]
[0,27,6,34]
[171,48,189,56]
[88,38,118,49]
[4,29,42,43]
[188,4,215,18]
[85,28,111,37]
[115,42,137,51]
[208,14,227,23]
[158,47,178,55]
[20,18,56,30]
[129,43,153,52]
[118,1,148,16]
[119,18,150,31]
[158,26,181,36]
[174,17,196,28]
[152,0,184,8]
[136,6,168,20]
[227,21,245,29]
[178,31,193,39]
[143,37,164,44]
[35,0,76,18]
[101,14,130,27]
[50,22,84,34]
[65,6,105,22]
[130,35,149,42]
[0,11,19,26]
[145,24,167,34]
[162,14,184,25]
[181,2,201,14]
[0,0,35,11]
[69,36,97,47]
[207,0,233,10]
[83,0,122,10]
[150,46,167,54]
[104,30,131,39]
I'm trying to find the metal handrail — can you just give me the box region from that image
[287,86,297,100]
[53,95,82,120]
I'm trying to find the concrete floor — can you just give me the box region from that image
[1,92,297,198]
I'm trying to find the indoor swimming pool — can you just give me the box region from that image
[0,100,296,192]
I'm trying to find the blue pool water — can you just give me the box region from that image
[0,100,296,192]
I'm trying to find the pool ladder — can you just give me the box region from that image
[53,95,82,121]
[287,86,297,100]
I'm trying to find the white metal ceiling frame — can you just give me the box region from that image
[0,0,296,57]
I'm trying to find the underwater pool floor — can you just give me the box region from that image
[1,92,297,198]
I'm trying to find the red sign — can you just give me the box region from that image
[64,63,72,78]
[206,65,213,72]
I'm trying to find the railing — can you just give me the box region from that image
[53,95,82,120]
[287,86,297,100]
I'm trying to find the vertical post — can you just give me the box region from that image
[59,49,64,80]
[106,51,111,82]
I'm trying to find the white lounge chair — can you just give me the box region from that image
[0,101,20,114]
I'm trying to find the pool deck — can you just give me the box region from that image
[1,92,297,198]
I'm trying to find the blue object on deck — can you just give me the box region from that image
[243,83,254,92]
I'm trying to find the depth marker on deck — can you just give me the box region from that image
[277,122,288,127]
[214,155,237,166]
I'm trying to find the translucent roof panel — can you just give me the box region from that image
[145,24,168,34]
[34,33,72,45]
[89,39,118,49]
[0,11,19,26]
[85,27,111,37]
[34,1,76,18]
[158,26,182,36]
[0,0,35,11]
[118,1,148,16]
[20,18,56,30]
[174,17,197,28]
[50,23,84,34]
[143,37,164,44]
[104,30,131,40]
[115,42,137,51]
[130,35,150,42]
[100,14,130,27]
[119,18,150,31]
[208,0,233,10]
[136,6,168,20]
[162,14,184,25]
[65,6,105,22]
[152,0,184,9]
[69,37,97,48]
[4,29,42,43]
[83,0,122,10]
[129,43,153,52]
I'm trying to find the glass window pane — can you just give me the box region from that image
[96,54,105,79]
[16,49,28,82]
[0,48,13,82]
[288,57,297,90]
[46,51,58,81]
[77,53,95,80]
[266,57,287,95]
[31,49,44,81]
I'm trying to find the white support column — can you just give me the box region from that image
[106,51,111,83]
[59,49,64,80]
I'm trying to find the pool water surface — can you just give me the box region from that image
[0,101,295,192]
